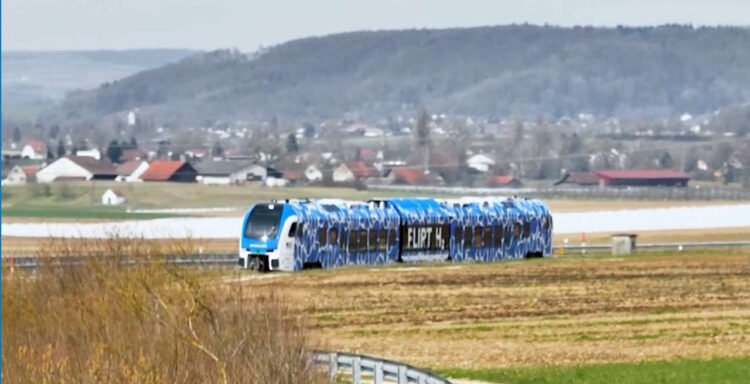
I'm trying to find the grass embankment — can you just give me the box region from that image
[236,249,750,371]
[1,238,322,383]
[442,357,750,384]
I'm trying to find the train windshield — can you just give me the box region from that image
[244,204,283,240]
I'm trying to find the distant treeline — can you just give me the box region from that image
[51,25,750,123]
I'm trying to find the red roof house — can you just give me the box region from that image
[140,160,197,182]
[594,169,690,187]
[486,175,522,188]
[345,161,381,179]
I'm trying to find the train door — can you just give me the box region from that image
[277,217,297,271]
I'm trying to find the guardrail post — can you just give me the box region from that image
[398,366,407,384]
[352,356,361,384]
[328,352,337,382]
[374,361,384,384]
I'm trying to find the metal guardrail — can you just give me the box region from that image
[554,240,750,254]
[313,351,452,384]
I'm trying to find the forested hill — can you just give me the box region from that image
[54,25,750,123]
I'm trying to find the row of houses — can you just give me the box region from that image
[2,155,524,188]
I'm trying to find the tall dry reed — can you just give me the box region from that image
[2,237,322,383]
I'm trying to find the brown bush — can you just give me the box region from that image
[2,237,322,383]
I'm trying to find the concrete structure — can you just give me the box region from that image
[612,234,638,255]
[101,189,126,205]
[36,156,118,183]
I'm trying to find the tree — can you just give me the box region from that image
[414,109,431,170]
[12,126,21,143]
[106,140,123,163]
[286,134,299,153]
[56,139,66,158]
[129,136,138,149]
[48,125,60,140]
[211,142,224,158]
[303,122,316,139]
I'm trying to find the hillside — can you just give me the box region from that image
[52,25,750,123]
[2,49,198,118]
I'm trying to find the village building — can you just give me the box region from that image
[36,156,118,183]
[466,154,496,173]
[194,161,267,185]
[140,160,198,182]
[486,175,523,188]
[21,140,48,160]
[304,164,323,183]
[345,161,381,180]
[594,169,691,187]
[115,160,149,182]
[332,163,355,183]
[120,148,148,162]
[76,148,102,160]
[101,189,126,205]
[1,165,40,185]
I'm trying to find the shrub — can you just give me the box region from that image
[2,237,322,383]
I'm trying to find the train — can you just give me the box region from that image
[239,197,553,272]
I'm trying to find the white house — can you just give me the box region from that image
[265,177,289,188]
[115,160,149,182]
[466,154,496,173]
[101,189,126,205]
[332,163,355,183]
[21,141,47,160]
[76,148,102,160]
[1,165,39,185]
[36,156,117,183]
[304,164,323,183]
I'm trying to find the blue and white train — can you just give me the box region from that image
[239,197,552,272]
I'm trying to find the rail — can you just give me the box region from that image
[3,240,749,269]
[555,240,750,254]
[312,351,452,384]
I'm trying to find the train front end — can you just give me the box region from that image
[239,202,297,272]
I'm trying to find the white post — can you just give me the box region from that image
[374,362,384,384]
[352,357,361,384]
[398,366,407,384]
[328,353,337,382]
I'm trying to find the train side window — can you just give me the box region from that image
[369,230,378,251]
[504,224,512,244]
[330,228,339,245]
[463,226,472,247]
[494,226,503,246]
[512,222,521,238]
[455,226,463,244]
[523,222,531,238]
[296,223,304,238]
[473,226,483,247]
[483,227,492,248]
[288,222,297,237]
[359,230,368,251]
[348,230,358,251]
[378,229,387,250]
[319,227,328,246]
[388,229,397,245]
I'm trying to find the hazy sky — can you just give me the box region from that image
[4,0,750,51]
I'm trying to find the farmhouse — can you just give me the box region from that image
[466,154,495,173]
[345,161,380,180]
[101,189,126,205]
[194,161,265,185]
[115,160,149,182]
[595,169,690,187]
[21,140,48,160]
[1,165,40,185]
[384,167,442,186]
[140,160,198,182]
[332,163,355,183]
[36,156,118,183]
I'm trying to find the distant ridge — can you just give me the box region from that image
[47,25,750,123]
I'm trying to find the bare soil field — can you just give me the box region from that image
[233,250,750,369]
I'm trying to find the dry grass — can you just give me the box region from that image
[1,236,239,255]
[2,237,322,383]
[235,250,750,369]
